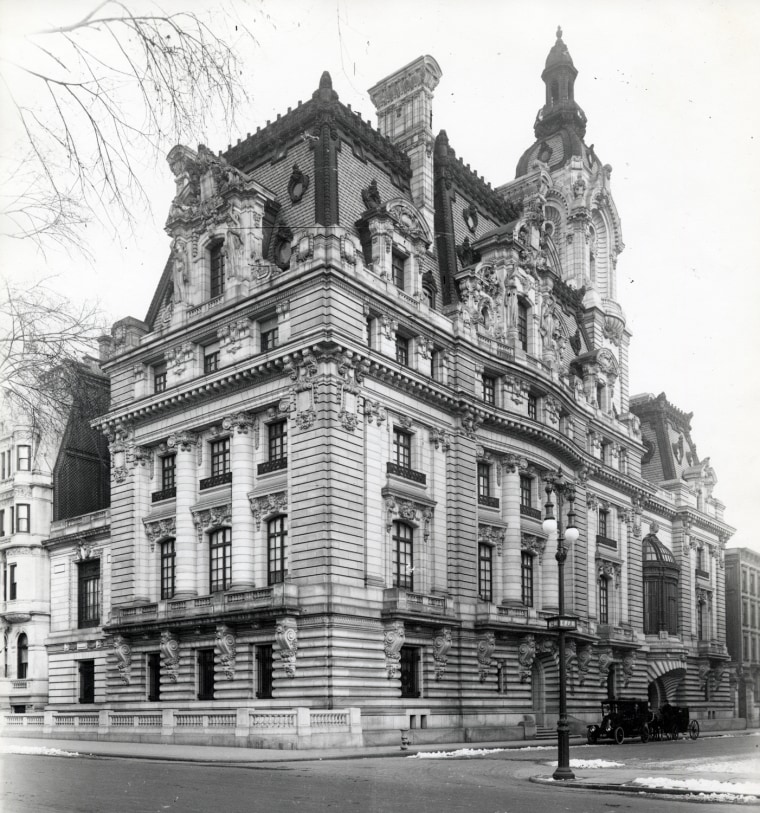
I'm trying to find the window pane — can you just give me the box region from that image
[267,517,287,585]
[393,430,411,469]
[477,463,490,498]
[521,552,534,607]
[210,244,225,299]
[479,544,492,601]
[392,521,414,590]
[395,335,408,366]
[210,439,230,476]
[16,446,31,471]
[269,421,287,461]
[161,540,176,600]
[161,455,176,490]
[15,504,30,533]
[78,560,100,628]
[209,528,231,592]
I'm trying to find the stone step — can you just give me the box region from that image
[535,726,556,740]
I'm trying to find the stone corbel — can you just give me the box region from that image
[518,634,536,683]
[597,647,614,687]
[113,635,132,685]
[477,631,496,683]
[384,620,405,679]
[433,627,452,680]
[621,650,636,687]
[216,625,237,680]
[160,631,180,683]
[275,618,298,678]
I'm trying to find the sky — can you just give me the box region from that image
[1,0,759,550]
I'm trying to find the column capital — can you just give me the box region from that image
[166,431,196,452]
[222,412,255,435]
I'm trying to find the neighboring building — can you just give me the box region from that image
[725,548,760,724]
[13,31,737,746]
[0,361,109,714]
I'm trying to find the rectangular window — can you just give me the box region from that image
[517,302,528,351]
[399,646,420,698]
[154,367,167,394]
[203,349,220,374]
[598,510,609,538]
[392,521,414,590]
[79,660,95,704]
[210,438,231,477]
[210,243,225,299]
[482,374,496,405]
[16,445,31,471]
[1,450,6,479]
[751,573,756,596]
[267,517,287,585]
[478,543,493,602]
[209,528,232,592]
[256,644,274,699]
[9,564,16,601]
[161,455,176,491]
[520,475,532,508]
[366,316,373,349]
[78,559,100,628]
[260,316,279,352]
[197,649,215,701]
[0,509,5,537]
[160,540,176,600]
[15,503,30,533]
[477,462,491,499]
[393,429,412,469]
[599,578,609,624]
[392,251,406,289]
[527,394,537,420]
[147,653,161,702]
[395,334,409,366]
[269,420,287,462]
[521,552,534,607]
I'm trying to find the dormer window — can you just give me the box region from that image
[210,242,225,299]
[392,250,406,290]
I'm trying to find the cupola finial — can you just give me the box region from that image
[556,25,563,39]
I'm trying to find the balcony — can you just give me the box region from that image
[382,588,447,618]
[258,458,287,475]
[596,624,635,644]
[109,583,299,628]
[520,504,542,520]
[386,462,426,485]
[199,472,232,490]
[596,534,617,550]
[478,494,500,509]
[698,640,726,658]
[151,487,176,503]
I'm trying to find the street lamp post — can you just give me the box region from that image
[542,467,579,781]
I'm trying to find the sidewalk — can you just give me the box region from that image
[2,732,758,800]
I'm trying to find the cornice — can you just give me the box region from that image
[44,526,111,550]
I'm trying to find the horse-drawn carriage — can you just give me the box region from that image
[586,699,699,744]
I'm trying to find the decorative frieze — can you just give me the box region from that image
[249,492,288,528]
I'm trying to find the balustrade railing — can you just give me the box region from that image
[386,462,426,484]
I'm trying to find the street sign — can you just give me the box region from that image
[546,614,578,631]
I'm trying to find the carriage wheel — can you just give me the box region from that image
[689,720,699,740]
[640,723,650,743]
[671,724,680,741]
[614,726,625,745]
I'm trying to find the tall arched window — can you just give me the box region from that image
[392,521,414,590]
[643,532,680,635]
[17,633,28,679]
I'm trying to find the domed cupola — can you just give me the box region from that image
[515,27,592,177]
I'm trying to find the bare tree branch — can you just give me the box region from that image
[0,1,256,251]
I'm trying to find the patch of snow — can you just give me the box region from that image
[516,745,557,751]
[631,776,760,796]
[410,747,506,759]
[0,745,81,757]
[547,758,624,769]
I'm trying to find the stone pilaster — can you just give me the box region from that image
[502,455,522,605]
[224,413,255,589]
[169,432,197,598]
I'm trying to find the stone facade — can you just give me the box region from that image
[4,32,739,747]
[725,548,760,724]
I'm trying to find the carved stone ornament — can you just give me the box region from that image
[430,428,451,453]
[365,399,387,426]
[621,651,635,687]
[166,431,196,453]
[216,625,237,680]
[275,618,298,678]
[462,202,478,234]
[160,631,180,683]
[387,199,431,243]
[537,636,558,666]
[337,352,364,433]
[192,504,231,543]
[113,635,132,685]
[283,350,319,431]
[479,525,505,556]
[222,412,252,434]
[521,534,546,561]
[249,492,288,528]
[384,621,405,679]
[597,647,614,687]
[433,627,452,680]
[565,639,577,694]
[460,410,482,439]
[518,634,536,683]
[577,644,592,685]
[361,179,382,211]
[143,517,176,552]
[287,163,310,204]
[166,341,194,374]
[477,631,496,682]
[384,497,433,543]
[218,319,251,356]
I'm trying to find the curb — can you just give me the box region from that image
[530,775,760,800]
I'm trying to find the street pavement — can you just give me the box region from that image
[2,730,759,800]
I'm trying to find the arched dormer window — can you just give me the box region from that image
[17,633,28,679]
[643,530,680,636]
